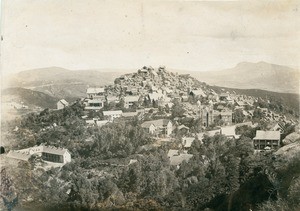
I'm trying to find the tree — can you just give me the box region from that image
[233,109,245,123]
[171,101,185,118]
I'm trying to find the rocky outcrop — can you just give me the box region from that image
[282,132,300,145]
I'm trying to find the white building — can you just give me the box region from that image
[57,99,69,110]
[7,145,71,164]
[85,99,105,110]
[124,96,140,108]
[103,110,123,122]
[87,87,105,99]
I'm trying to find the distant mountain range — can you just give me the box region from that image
[4,61,299,101]
[182,61,299,94]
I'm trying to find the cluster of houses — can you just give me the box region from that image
[10,66,296,170]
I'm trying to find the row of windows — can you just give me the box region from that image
[42,153,63,163]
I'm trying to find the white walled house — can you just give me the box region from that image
[124,96,140,108]
[141,119,173,137]
[6,145,71,165]
[85,99,105,110]
[103,110,123,122]
[141,122,156,134]
[87,87,105,99]
[42,146,71,164]
[57,99,69,110]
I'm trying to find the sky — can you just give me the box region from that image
[1,0,299,75]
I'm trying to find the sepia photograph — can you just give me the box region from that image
[0,0,299,210]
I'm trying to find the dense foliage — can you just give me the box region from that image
[1,102,300,211]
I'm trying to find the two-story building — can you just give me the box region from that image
[253,130,281,150]
[141,119,173,137]
[124,96,140,109]
[87,87,105,99]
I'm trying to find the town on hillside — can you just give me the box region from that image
[1,66,300,210]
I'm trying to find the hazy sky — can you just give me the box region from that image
[1,0,299,75]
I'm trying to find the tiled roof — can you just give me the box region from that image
[253,130,280,140]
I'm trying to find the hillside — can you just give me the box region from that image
[2,87,59,109]
[211,86,300,113]
[6,67,132,99]
[185,61,299,94]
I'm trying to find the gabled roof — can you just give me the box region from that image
[87,87,105,94]
[96,120,109,127]
[141,119,171,128]
[124,96,140,102]
[103,110,123,116]
[253,130,280,140]
[58,99,69,106]
[182,137,195,148]
[178,125,189,130]
[122,112,138,117]
[42,146,70,156]
[107,96,119,101]
[236,101,247,106]
[190,89,206,97]
[167,149,179,158]
[220,93,229,97]
[141,122,156,128]
[220,126,236,137]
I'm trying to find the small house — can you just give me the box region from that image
[57,99,69,110]
[141,119,173,137]
[87,87,105,99]
[190,89,206,98]
[103,110,123,122]
[124,96,140,109]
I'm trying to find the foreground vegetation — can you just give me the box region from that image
[1,102,299,211]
